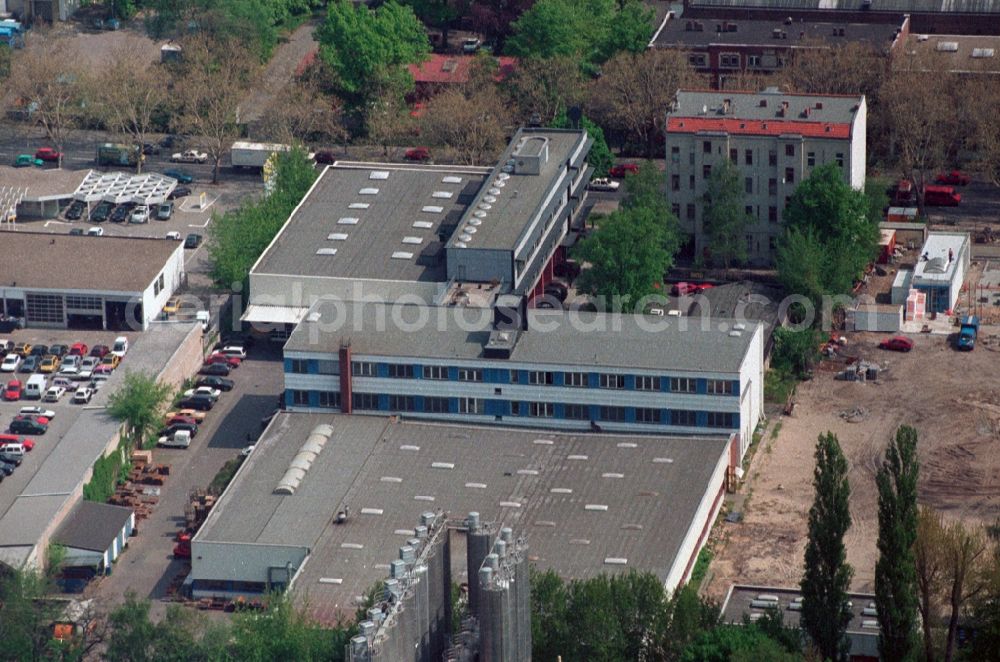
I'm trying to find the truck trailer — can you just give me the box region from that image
[96,143,142,167]
[230,141,292,169]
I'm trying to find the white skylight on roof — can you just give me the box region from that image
[431,191,453,199]
[349,202,370,209]
[402,236,422,244]
[422,205,444,213]
[972,48,995,58]
[936,41,959,52]
[338,217,359,225]
[359,187,379,195]
[369,171,390,180]
[412,220,433,229]
[391,251,414,259]
[315,248,338,256]
[442,176,463,184]
[328,232,349,241]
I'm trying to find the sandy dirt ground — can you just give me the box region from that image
[705,328,1000,602]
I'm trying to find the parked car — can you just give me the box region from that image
[90,201,114,223]
[170,150,207,164]
[69,343,88,356]
[163,297,181,314]
[158,429,192,448]
[164,414,199,428]
[49,344,68,357]
[111,336,128,358]
[204,353,240,369]
[588,177,620,192]
[86,227,104,237]
[165,408,208,423]
[100,354,121,370]
[10,416,47,435]
[178,395,214,411]
[34,147,62,162]
[184,233,202,249]
[199,363,231,377]
[65,200,86,221]
[78,356,99,380]
[879,336,914,352]
[609,163,639,178]
[462,37,482,53]
[29,345,48,357]
[164,169,194,184]
[167,186,192,199]
[69,228,85,236]
[12,343,32,357]
[18,356,38,373]
[13,154,43,168]
[141,143,160,156]
[1,354,21,373]
[935,170,970,186]
[39,355,61,374]
[19,406,55,419]
[156,202,173,220]
[159,422,198,438]
[130,205,150,224]
[43,386,66,402]
[196,376,234,391]
[314,150,335,165]
[89,345,110,359]
[72,386,94,404]
[3,380,22,401]
[183,386,221,400]
[93,364,115,377]
[404,147,431,162]
[166,231,182,241]
[110,204,132,224]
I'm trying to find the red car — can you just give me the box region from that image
[3,380,22,401]
[89,345,110,358]
[879,336,914,352]
[609,163,639,178]
[34,147,63,162]
[165,415,199,428]
[0,433,33,451]
[404,147,430,162]
[205,353,241,368]
[935,170,970,186]
[69,342,89,356]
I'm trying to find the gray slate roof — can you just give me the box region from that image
[53,501,133,553]
[197,413,731,613]
[252,162,489,282]
[652,16,901,49]
[672,88,863,124]
[284,301,760,374]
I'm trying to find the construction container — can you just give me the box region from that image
[847,303,903,333]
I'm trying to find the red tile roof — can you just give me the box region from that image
[408,54,518,85]
[667,117,851,138]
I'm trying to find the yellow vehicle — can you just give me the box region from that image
[163,297,181,314]
[39,355,61,373]
[164,408,207,423]
[101,354,120,369]
[13,343,32,357]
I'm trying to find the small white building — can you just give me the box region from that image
[912,232,970,314]
[52,502,135,575]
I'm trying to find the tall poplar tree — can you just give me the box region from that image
[801,431,854,662]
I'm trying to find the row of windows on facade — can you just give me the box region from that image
[670,144,845,168]
[286,390,737,427]
[288,359,736,395]
[687,53,784,69]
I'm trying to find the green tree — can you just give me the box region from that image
[505,0,652,72]
[801,431,854,662]
[702,160,750,269]
[772,326,820,378]
[530,569,571,660]
[681,617,803,662]
[661,584,722,658]
[107,592,231,662]
[0,567,69,662]
[230,592,350,661]
[317,0,429,106]
[106,371,173,447]
[209,146,317,287]
[550,109,613,178]
[875,425,921,662]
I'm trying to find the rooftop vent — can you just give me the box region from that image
[402,236,423,244]
[392,251,414,259]
[412,220,433,229]
[442,176,463,183]
[316,248,338,256]
[369,170,390,180]
[936,41,959,52]
[338,217,359,225]
[274,424,333,494]
[432,191,453,199]
[327,233,349,241]
[442,58,458,73]
[359,187,379,195]
[512,135,549,175]
[348,202,370,209]
[422,205,444,213]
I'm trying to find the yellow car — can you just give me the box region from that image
[13,343,32,357]
[163,297,181,314]
[100,354,120,369]
[39,355,61,373]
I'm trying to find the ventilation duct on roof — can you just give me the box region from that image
[274,424,333,495]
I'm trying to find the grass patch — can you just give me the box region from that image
[764,368,797,404]
[689,546,713,590]
[209,457,244,495]
[770,421,782,439]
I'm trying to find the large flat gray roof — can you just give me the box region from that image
[252,162,489,282]
[446,129,589,251]
[197,413,731,614]
[284,301,759,374]
[672,88,863,125]
[652,16,900,50]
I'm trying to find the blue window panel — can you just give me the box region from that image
[484,399,501,416]
[415,395,425,411]
[413,366,423,380]
[283,390,294,408]
[307,360,319,374]
[731,380,740,396]
[448,366,460,381]
[484,368,507,384]
[624,375,636,390]
[588,372,599,388]
[283,358,294,372]
[661,377,670,392]
[554,372,565,387]
[696,411,708,427]
[589,404,599,421]
[377,363,389,378]
[308,390,319,407]
[449,398,458,414]
[625,407,636,423]
[696,379,707,395]
[377,394,389,410]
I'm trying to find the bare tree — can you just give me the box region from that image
[942,519,991,662]
[256,78,348,149]
[420,85,512,165]
[366,83,412,158]
[6,36,87,168]
[97,36,170,174]
[965,77,1000,185]
[915,507,946,662]
[502,55,584,125]
[173,36,256,184]
[586,49,701,157]
[780,40,887,98]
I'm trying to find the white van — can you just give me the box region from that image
[0,443,26,459]
[112,336,128,358]
[24,374,47,400]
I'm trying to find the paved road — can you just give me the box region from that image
[86,344,284,618]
